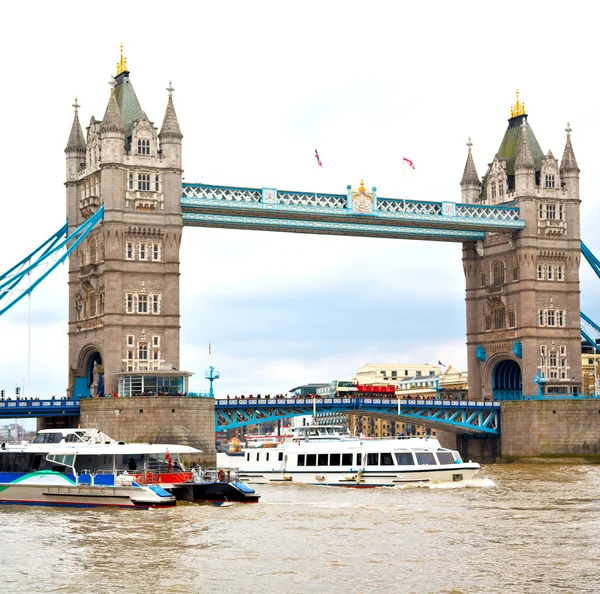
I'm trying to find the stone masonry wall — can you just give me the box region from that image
[77,396,216,466]
[501,401,600,456]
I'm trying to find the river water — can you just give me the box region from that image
[3,459,600,594]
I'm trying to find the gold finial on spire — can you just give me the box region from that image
[116,43,128,76]
[358,179,366,193]
[510,89,526,118]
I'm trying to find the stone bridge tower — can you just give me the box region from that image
[64,49,190,398]
[462,93,581,400]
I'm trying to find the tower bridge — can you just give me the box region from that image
[1,50,597,459]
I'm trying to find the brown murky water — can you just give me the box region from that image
[2,462,600,593]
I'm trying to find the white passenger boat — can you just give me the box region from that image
[0,428,259,507]
[239,426,480,487]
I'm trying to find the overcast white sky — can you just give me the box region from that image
[1,1,599,400]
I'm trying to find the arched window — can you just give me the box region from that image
[493,261,505,285]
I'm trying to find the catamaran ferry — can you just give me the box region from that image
[239,426,480,487]
[0,428,259,507]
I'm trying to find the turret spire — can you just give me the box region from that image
[560,122,579,174]
[65,97,86,153]
[461,137,480,184]
[515,121,534,170]
[159,81,183,141]
[100,80,125,135]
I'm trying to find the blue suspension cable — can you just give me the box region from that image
[0,206,104,317]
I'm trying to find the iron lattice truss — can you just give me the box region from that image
[215,398,500,435]
[181,183,525,242]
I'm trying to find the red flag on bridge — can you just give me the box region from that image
[403,156,415,170]
[315,148,323,168]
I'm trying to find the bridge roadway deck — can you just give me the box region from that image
[0,397,501,436]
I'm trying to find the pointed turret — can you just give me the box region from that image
[560,123,579,198]
[100,84,125,135]
[460,137,480,204]
[159,82,183,141]
[514,121,535,195]
[560,123,579,174]
[159,82,183,169]
[65,97,86,155]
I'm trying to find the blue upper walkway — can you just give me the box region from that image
[181,183,525,242]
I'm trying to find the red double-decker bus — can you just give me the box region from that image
[355,383,396,396]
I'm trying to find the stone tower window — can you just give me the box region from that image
[126,242,134,260]
[559,205,564,220]
[484,314,492,331]
[512,266,519,281]
[491,184,497,201]
[493,307,506,329]
[498,181,504,197]
[508,310,516,328]
[138,342,148,360]
[152,295,160,314]
[152,243,161,261]
[557,266,564,281]
[154,175,160,192]
[548,266,554,281]
[138,174,151,191]
[126,294,134,313]
[137,139,150,155]
[539,204,543,219]
[152,336,160,347]
[545,204,556,219]
[139,243,147,261]
[547,310,556,326]
[545,174,555,189]
[492,261,505,285]
[127,335,134,346]
[128,173,134,190]
[537,265,544,280]
[138,294,148,314]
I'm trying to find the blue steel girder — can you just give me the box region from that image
[0,399,80,419]
[215,398,500,435]
[181,183,525,242]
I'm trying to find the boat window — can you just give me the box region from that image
[278,452,283,461]
[380,452,394,466]
[452,451,463,463]
[318,428,327,435]
[395,452,415,466]
[298,454,305,466]
[415,452,437,465]
[34,433,63,444]
[341,453,352,466]
[330,453,341,466]
[327,428,335,435]
[306,454,317,466]
[318,454,328,466]
[256,453,260,462]
[266,453,269,462]
[65,434,79,443]
[436,451,455,465]
[246,453,250,461]
[367,453,379,466]
[356,453,362,466]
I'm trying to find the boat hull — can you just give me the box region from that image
[239,464,481,487]
[170,480,260,504]
[0,473,177,508]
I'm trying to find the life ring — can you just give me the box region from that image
[217,469,227,482]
